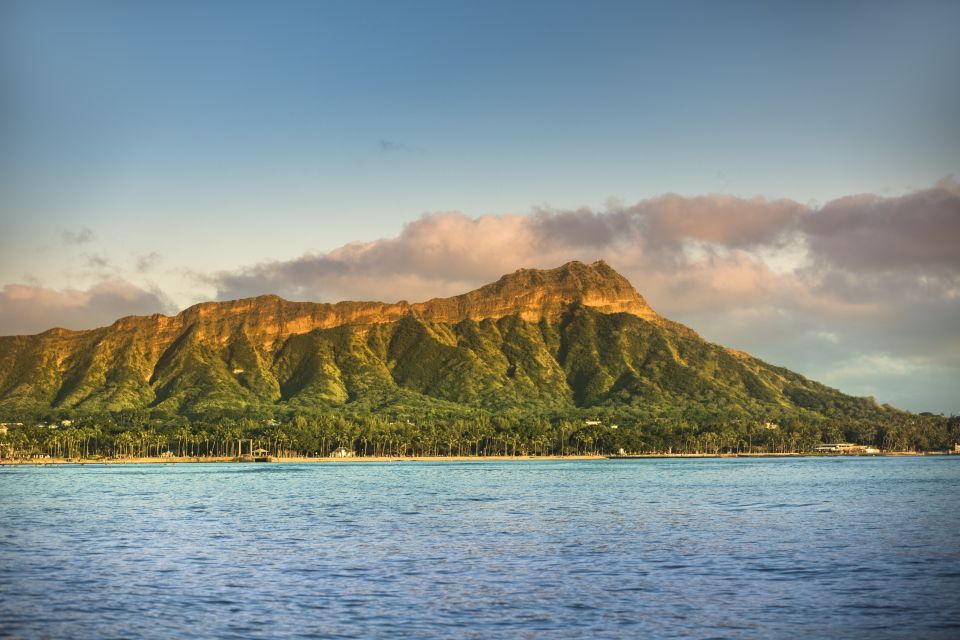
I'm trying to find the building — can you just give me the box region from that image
[815,443,855,453]
[815,443,880,454]
[0,423,23,435]
[331,447,354,458]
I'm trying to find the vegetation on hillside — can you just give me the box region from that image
[1,262,954,458]
[2,406,957,460]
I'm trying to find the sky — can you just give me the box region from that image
[1,0,958,413]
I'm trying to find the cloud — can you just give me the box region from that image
[634,193,806,248]
[531,193,805,251]
[210,181,959,311]
[213,213,546,302]
[823,353,921,379]
[531,207,635,249]
[84,253,111,270]
[801,177,960,272]
[378,139,423,154]
[136,251,162,273]
[61,227,95,245]
[0,279,172,336]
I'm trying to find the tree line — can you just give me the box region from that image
[1,407,956,460]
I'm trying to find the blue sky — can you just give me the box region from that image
[1,0,958,412]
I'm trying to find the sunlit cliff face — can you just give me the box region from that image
[105,260,655,349]
[4,259,652,360]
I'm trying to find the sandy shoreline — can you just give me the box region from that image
[0,451,943,466]
[0,454,605,466]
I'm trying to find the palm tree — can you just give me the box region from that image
[114,431,134,458]
[174,426,192,457]
[154,433,169,457]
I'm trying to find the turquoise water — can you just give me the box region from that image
[1,458,958,639]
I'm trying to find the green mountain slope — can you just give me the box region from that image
[0,260,897,424]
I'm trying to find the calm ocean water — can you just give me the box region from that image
[1,458,958,639]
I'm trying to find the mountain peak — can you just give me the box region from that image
[413,260,658,323]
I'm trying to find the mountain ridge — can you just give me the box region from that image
[29,259,659,340]
[0,260,898,424]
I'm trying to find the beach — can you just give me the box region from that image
[0,451,939,466]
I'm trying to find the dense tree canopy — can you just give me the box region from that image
[2,406,956,460]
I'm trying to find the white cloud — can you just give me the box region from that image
[0,279,172,335]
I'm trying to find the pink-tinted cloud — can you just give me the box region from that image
[802,177,960,271]
[210,181,959,317]
[0,279,170,336]
[532,193,805,251]
[214,213,560,302]
[635,193,806,248]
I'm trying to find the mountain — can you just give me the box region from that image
[0,260,895,423]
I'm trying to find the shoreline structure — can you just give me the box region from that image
[0,451,948,466]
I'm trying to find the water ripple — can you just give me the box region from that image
[1,458,958,638]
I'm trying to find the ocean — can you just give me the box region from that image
[1,457,958,639]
